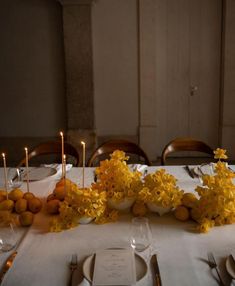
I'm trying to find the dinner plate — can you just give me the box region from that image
[83,250,147,283]
[226,255,235,279]
[23,167,57,181]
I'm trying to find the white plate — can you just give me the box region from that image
[83,250,147,283]
[226,255,235,279]
[23,167,57,181]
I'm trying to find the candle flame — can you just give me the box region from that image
[81,141,85,146]
[2,153,5,158]
[24,147,28,152]
[60,131,63,137]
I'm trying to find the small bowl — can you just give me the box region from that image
[107,197,135,211]
[147,202,171,216]
[78,217,93,224]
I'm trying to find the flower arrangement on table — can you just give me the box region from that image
[92,150,143,210]
[50,183,118,232]
[191,148,235,233]
[137,169,184,216]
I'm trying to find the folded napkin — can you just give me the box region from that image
[128,164,148,173]
[43,164,72,177]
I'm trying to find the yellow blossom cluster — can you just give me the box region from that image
[192,148,235,233]
[138,169,183,208]
[92,150,143,202]
[214,148,228,160]
[50,185,117,232]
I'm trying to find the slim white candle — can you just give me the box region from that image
[2,153,8,199]
[63,154,67,193]
[60,131,65,178]
[81,141,86,188]
[63,154,66,179]
[24,147,30,192]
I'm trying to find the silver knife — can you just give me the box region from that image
[151,254,162,286]
[0,227,29,283]
[184,165,195,178]
[0,251,17,283]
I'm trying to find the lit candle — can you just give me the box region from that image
[81,141,86,188]
[24,147,30,192]
[2,153,8,199]
[60,131,64,178]
[63,154,66,179]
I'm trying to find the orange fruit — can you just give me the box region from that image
[174,205,190,221]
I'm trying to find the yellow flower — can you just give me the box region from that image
[93,150,143,202]
[192,148,235,233]
[214,148,228,160]
[50,186,108,232]
[196,218,215,233]
[138,169,183,209]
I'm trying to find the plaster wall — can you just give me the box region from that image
[0,0,66,138]
[221,0,235,158]
[92,0,139,138]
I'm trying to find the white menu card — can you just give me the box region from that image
[92,248,136,285]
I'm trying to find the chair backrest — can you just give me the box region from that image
[87,139,151,167]
[18,141,80,167]
[161,137,214,165]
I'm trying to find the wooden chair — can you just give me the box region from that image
[18,141,80,167]
[161,137,214,165]
[87,139,151,167]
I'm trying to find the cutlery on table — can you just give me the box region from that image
[184,165,195,178]
[0,227,29,284]
[207,252,225,286]
[150,254,162,286]
[69,254,78,286]
[0,251,17,283]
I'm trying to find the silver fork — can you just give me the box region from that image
[68,254,78,286]
[207,252,225,286]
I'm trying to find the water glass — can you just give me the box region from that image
[129,217,152,253]
[7,167,23,189]
[0,220,17,252]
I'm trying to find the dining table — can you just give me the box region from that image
[0,165,235,286]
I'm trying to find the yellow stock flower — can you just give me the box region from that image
[138,169,183,209]
[93,150,143,202]
[50,186,110,232]
[192,149,235,233]
[214,148,228,160]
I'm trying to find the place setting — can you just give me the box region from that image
[203,251,235,286]
[70,216,160,286]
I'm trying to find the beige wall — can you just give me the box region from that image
[0,0,234,164]
[221,0,235,158]
[0,0,66,138]
[92,0,139,139]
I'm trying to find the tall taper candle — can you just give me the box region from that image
[2,153,8,199]
[24,147,30,192]
[63,154,66,179]
[81,141,86,188]
[60,131,65,178]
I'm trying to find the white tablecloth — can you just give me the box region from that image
[0,166,235,286]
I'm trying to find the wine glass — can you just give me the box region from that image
[7,167,23,189]
[129,217,152,260]
[0,219,17,252]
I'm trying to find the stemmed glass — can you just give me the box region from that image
[129,217,152,260]
[0,219,17,252]
[7,167,23,189]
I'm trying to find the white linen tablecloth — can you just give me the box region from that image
[0,166,235,286]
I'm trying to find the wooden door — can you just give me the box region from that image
[139,0,222,160]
